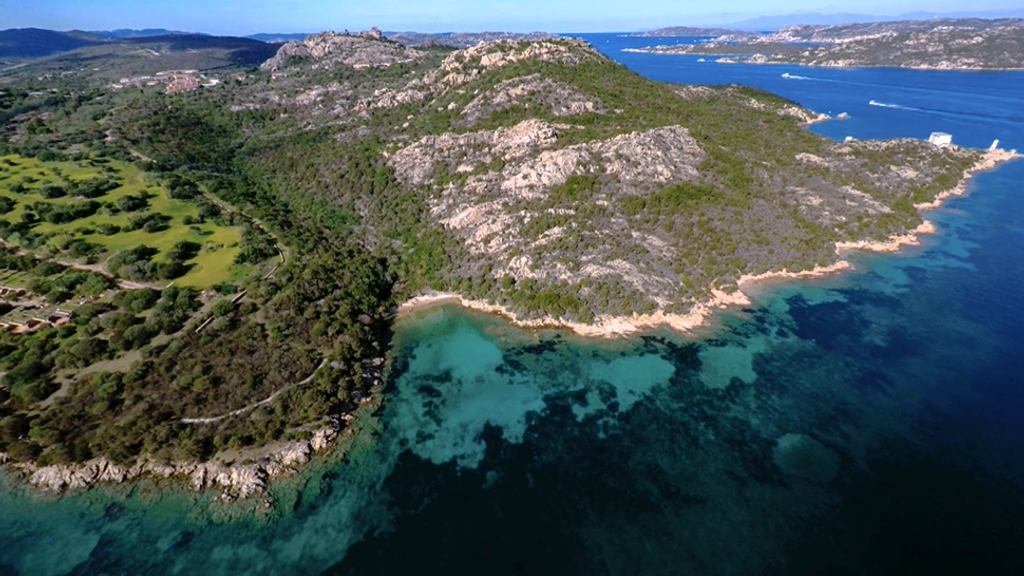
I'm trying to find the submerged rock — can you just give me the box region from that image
[772,433,841,483]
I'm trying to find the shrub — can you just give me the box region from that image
[70,176,120,198]
[5,441,42,462]
[68,337,111,367]
[167,240,201,262]
[117,324,157,350]
[115,193,149,212]
[39,184,67,199]
[114,289,161,312]
[127,212,171,232]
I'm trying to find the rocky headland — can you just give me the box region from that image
[398,147,1022,338]
[2,33,1018,502]
[629,18,1024,70]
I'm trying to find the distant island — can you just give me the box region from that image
[387,31,559,47]
[0,27,1019,503]
[629,26,745,38]
[628,18,1024,70]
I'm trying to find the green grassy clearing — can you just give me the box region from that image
[0,154,252,287]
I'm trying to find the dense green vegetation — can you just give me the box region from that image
[0,154,258,287]
[0,36,982,471]
[0,33,279,82]
[1,60,401,464]
[350,44,976,319]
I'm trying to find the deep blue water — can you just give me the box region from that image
[2,34,1024,576]
[585,33,1024,151]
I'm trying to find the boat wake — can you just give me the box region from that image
[866,99,1024,125]
[868,99,909,109]
[781,73,812,80]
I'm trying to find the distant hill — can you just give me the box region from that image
[386,31,558,48]
[0,34,278,81]
[632,18,1024,70]
[629,26,743,37]
[764,17,1024,43]
[90,29,190,39]
[247,33,312,43]
[131,34,273,54]
[0,28,105,58]
[721,8,1024,31]
[723,12,899,31]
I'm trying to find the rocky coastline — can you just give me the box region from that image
[0,386,393,508]
[1,150,1017,504]
[2,425,342,503]
[628,46,1024,71]
[627,18,1024,71]
[2,32,1019,506]
[399,147,1022,339]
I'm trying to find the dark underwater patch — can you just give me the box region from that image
[786,297,867,351]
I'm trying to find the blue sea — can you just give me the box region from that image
[3,34,1024,575]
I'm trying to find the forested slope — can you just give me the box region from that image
[0,33,981,477]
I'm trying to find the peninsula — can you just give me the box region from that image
[0,30,1018,500]
[628,18,1024,70]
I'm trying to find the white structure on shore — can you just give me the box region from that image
[928,132,953,147]
[989,139,1000,151]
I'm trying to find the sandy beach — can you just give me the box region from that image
[398,147,1022,339]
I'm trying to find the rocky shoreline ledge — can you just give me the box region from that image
[3,425,343,503]
[399,147,1022,339]
[0,383,387,505]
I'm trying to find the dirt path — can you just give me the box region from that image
[127,148,155,163]
[199,191,288,277]
[0,239,157,290]
[179,358,328,424]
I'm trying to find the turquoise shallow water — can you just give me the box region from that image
[3,37,1024,575]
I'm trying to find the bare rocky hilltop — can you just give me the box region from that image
[259,29,563,73]
[246,35,996,324]
[260,28,427,72]
[630,18,1024,69]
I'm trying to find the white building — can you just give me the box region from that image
[928,132,953,147]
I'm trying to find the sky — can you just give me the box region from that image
[1,0,1022,35]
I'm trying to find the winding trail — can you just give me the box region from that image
[0,239,154,290]
[127,149,155,163]
[179,358,328,424]
[199,191,287,278]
